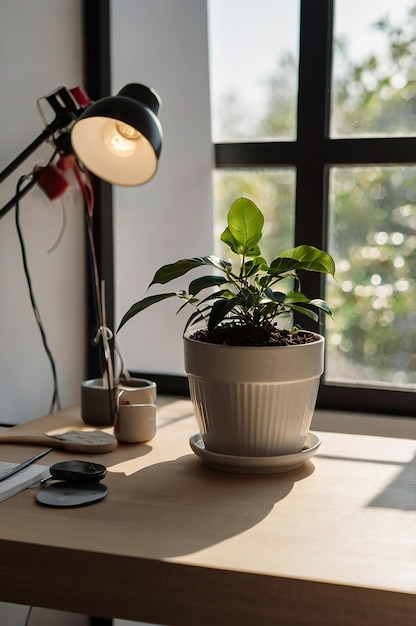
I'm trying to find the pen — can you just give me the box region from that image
[0,447,53,482]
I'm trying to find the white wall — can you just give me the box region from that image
[0,0,88,624]
[0,0,86,425]
[112,0,214,377]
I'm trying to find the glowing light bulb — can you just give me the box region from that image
[102,121,141,157]
[116,121,141,140]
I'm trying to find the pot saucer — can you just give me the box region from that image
[189,432,321,474]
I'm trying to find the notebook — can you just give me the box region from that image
[0,462,50,502]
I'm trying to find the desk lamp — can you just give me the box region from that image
[0,83,163,414]
[1,83,162,214]
[71,83,162,186]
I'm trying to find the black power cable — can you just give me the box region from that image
[15,171,61,414]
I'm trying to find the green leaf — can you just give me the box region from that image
[272,245,336,276]
[287,299,332,322]
[310,298,333,316]
[150,256,229,286]
[284,291,310,303]
[220,197,264,256]
[260,301,282,317]
[208,255,233,272]
[208,297,239,331]
[175,296,199,316]
[239,287,256,308]
[117,293,176,332]
[269,257,303,274]
[287,303,320,322]
[245,256,269,277]
[188,275,228,296]
[196,288,234,307]
[184,309,206,333]
[264,289,286,304]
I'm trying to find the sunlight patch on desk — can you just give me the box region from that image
[156,398,195,427]
[107,454,153,476]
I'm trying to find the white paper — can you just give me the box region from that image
[0,462,50,502]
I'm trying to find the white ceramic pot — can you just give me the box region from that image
[184,331,324,457]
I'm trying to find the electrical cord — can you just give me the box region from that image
[15,173,61,414]
[73,158,120,420]
[74,162,127,380]
[47,198,67,253]
[24,606,32,626]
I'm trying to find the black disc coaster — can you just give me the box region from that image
[37,481,108,508]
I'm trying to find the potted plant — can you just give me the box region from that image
[118,197,335,467]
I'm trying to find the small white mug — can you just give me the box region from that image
[117,378,157,406]
[114,403,157,443]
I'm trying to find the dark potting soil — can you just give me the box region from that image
[190,324,319,347]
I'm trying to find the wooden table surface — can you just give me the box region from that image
[0,397,414,625]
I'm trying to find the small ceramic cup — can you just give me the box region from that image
[117,378,157,406]
[81,379,117,426]
[114,403,157,443]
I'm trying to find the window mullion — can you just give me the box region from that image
[293,0,333,333]
[215,142,297,168]
[295,0,333,249]
[325,137,416,165]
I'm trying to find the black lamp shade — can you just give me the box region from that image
[71,84,163,186]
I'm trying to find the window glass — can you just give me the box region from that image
[332,0,416,138]
[213,169,296,260]
[326,166,416,388]
[208,0,300,142]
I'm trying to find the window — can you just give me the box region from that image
[88,0,416,415]
[208,0,416,415]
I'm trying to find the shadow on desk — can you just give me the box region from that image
[369,452,416,511]
[105,453,315,559]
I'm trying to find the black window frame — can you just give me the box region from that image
[85,0,416,415]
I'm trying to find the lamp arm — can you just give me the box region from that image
[0,168,45,221]
[0,111,70,221]
[0,126,55,185]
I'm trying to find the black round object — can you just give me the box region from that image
[37,482,108,508]
[49,460,106,483]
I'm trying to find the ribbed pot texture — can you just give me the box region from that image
[184,331,325,457]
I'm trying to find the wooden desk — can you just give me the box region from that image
[0,397,414,625]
